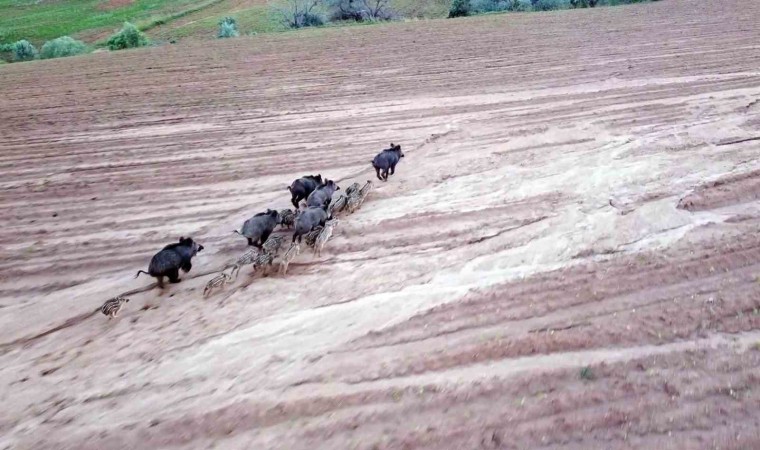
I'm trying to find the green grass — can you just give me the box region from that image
[152,0,448,41]
[0,0,215,45]
[134,0,227,32]
[0,0,657,50]
[157,4,286,40]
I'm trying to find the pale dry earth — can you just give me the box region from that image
[1,0,760,448]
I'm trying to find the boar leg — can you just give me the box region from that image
[167,269,181,284]
[260,230,272,247]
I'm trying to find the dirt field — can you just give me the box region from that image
[1,0,760,448]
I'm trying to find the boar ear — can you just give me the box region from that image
[389,142,394,147]
[395,144,401,150]
[179,236,185,242]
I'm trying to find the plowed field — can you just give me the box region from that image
[1,0,760,448]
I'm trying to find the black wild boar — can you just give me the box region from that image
[288,174,323,209]
[371,143,404,181]
[292,206,329,243]
[135,237,204,288]
[306,179,340,209]
[235,209,280,247]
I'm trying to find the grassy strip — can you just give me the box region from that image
[152,4,287,40]
[0,0,215,45]
[135,0,228,32]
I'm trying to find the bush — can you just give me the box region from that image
[358,0,396,20]
[448,0,471,17]
[217,17,239,38]
[11,40,38,61]
[327,0,395,22]
[328,0,366,21]
[106,22,149,51]
[273,0,326,28]
[329,0,358,21]
[531,0,565,10]
[280,10,325,28]
[40,36,89,59]
[471,0,526,13]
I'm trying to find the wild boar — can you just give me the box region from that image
[235,209,279,247]
[371,143,404,181]
[288,174,323,209]
[292,206,329,243]
[135,237,204,288]
[306,179,340,209]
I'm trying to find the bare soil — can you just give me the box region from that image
[1,0,759,448]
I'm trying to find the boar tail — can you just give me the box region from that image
[135,270,150,279]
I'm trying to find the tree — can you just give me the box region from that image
[360,0,393,20]
[272,0,325,28]
[328,0,394,21]
[449,0,472,18]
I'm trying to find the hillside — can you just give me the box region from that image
[0,0,450,46]
[1,0,760,448]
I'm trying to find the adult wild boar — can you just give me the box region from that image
[292,206,329,243]
[371,143,404,181]
[136,237,204,288]
[235,209,279,247]
[288,174,323,209]
[306,179,339,209]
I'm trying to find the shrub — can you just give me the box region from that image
[580,366,595,380]
[449,0,471,17]
[357,0,395,20]
[531,0,566,10]
[471,0,526,13]
[509,0,530,10]
[106,22,149,51]
[273,0,326,28]
[295,11,326,27]
[328,0,366,21]
[326,0,394,22]
[217,17,239,38]
[40,36,89,59]
[11,40,38,61]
